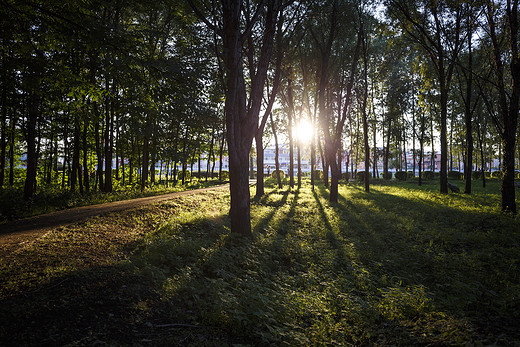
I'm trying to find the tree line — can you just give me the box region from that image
[1,0,519,236]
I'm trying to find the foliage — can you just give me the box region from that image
[357,171,369,181]
[448,170,463,180]
[472,171,484,180]
[220,170,230,181]
[313,170,324,180]
[177,170,191,182]
[395,171,408,181]
[380,172,392,180]
[490,171,503,179]
[422,171,435,180]
[271,170,285,180]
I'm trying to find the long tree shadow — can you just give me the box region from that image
[331,183,520,341]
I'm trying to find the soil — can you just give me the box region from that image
[0,184,228,247]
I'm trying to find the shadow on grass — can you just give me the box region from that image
[2,182,519,346]
[329,182,520,341]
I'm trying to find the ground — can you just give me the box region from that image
[0,179,519,346]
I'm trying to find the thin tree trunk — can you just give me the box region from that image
[24,90,39,200]
[270,112,282,189]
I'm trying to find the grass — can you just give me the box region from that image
[0,178,225,224]
[0,178,519,345]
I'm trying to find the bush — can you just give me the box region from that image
[220,170,229,181]
[344,172,351,180]
[357,171,369,181]
[380,172,392,180]
[407,171,415,178]
[422,171,434,180]
[472,171,483,180]
[395,171,408,181]
[490,170,503,179]
[177,170,191,181]
[271,169,285,179]
[313,170,323,180]
[448,170,462,180]
[516,171,520,179]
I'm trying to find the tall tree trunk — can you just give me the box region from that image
[287,75,295,189]
[297,141,302,189]
[103,81,113,193]
[82,115,89,192]
[8,112,15,187]
[71,114,80,192]
[151,138,156,184]
[270,113,282,189]
[464,17,473,194]
[219,130,225,181]
[24,91,39,200]
[0,61,7,189]
[24,52,42,200]
[384,116,391,179]
[255,135,264,197]
[206,130,214,181]
[362,28,370,192]
[217,0,279,235]
[141,134,149,191]
[93,102,103,191]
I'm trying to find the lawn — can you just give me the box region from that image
[0,178,225,223]
[0,179,519,345]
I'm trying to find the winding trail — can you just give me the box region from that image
[0,184,230,246]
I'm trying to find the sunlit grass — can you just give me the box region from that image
[0,178,225,223]
[1,179,519,345]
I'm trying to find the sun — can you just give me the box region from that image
[293,119,314,145]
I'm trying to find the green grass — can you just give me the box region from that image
[0,178,225,224]
[0,179,519,345]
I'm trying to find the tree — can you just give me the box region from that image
[389,0,466,194]
[482,0,520,213]
[189,0,282,235]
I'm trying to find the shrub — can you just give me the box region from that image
[271,169,285,179]
[422,171,434,180]
[380,172,392,180]
[448,170,462,180]
[357,171,368,181]
[516,171,520,179]
[220,170,229,181]
[472,171,483,180]
[313,170,323,180]
[177,170,191,181]
[407,171,415,178]
[344,172,351,180]
[490,170,503,179]
[395,171,408,181]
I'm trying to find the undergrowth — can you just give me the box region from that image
[0,179,519,345]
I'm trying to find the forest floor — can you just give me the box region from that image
[0,178,519,346]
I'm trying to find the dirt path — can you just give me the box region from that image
[0,184,230,246]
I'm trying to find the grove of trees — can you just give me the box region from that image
[1,0,520,235]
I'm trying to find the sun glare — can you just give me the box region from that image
[294,120,314,145]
